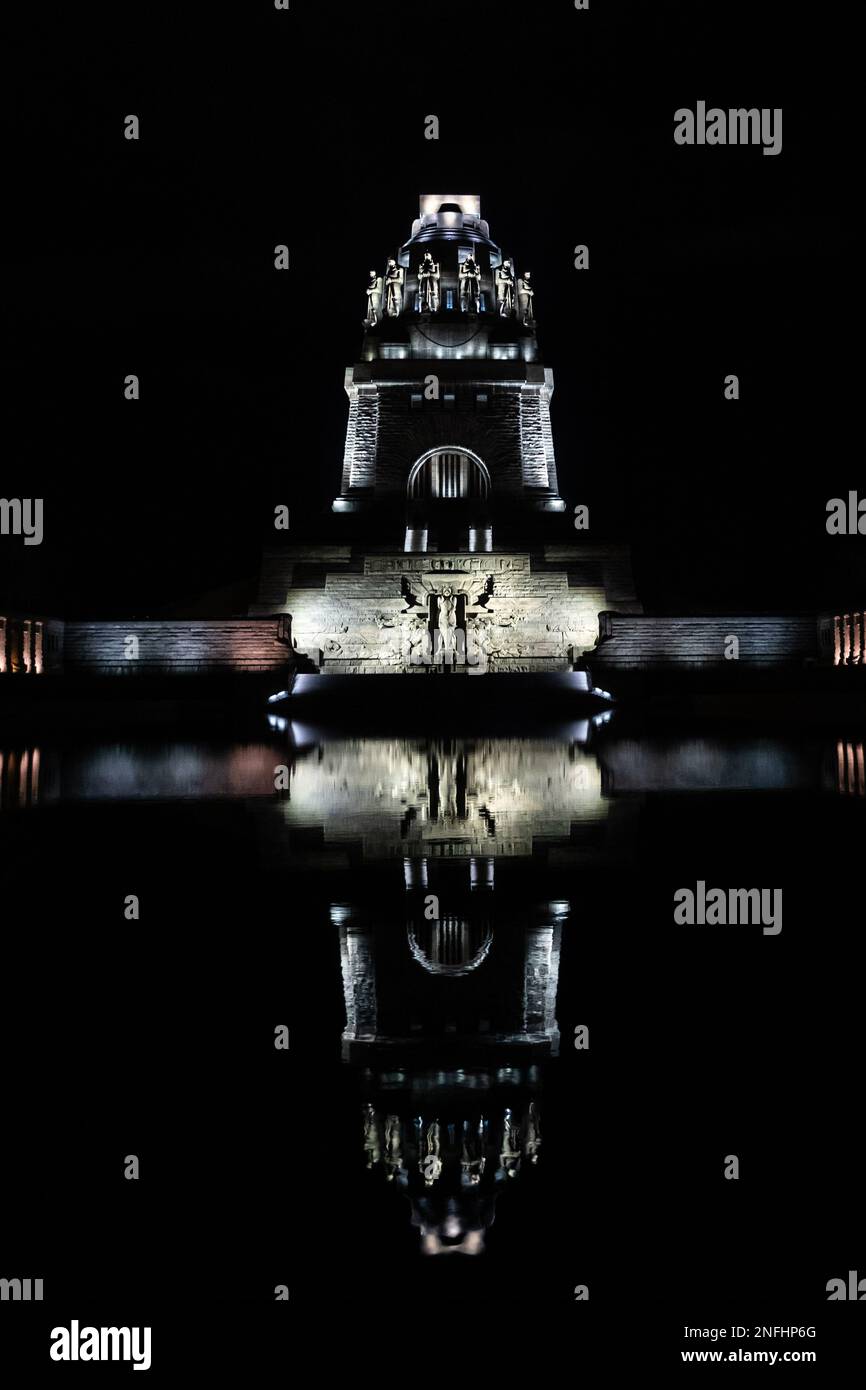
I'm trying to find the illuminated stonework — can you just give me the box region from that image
[252,194,640,672]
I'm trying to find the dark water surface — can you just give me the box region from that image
[1,715,864,1324]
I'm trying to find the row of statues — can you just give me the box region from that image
[365,254,535,325]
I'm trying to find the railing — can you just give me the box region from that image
[0,615,45,673]
[830,610,865,666]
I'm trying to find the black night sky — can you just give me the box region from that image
[2,5,865,1370]
[4,2,860,620]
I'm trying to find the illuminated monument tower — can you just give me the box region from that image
[253,194,640,673]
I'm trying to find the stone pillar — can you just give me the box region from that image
[34,621,44,674]
[521,921,562,1052]
[468,526,492,553]
[341,376,379,494]
[404,527,427,553]
[0,616,5,672]
[22,620,32,673]
[339,924,378,1058]
[833,615,841,666]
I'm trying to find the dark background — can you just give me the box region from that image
[1,749,864,1365]
[2,0,863,1375]
[3,1,861,618]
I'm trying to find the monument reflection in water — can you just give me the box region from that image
[2,720,864,1268]
[281,724,615,1257]
[334,884,566,1257]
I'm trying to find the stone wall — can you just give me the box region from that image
[336,366,562,508]
[63,618,292,674]
[593,613,819,667]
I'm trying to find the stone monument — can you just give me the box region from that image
[252,194,641,673]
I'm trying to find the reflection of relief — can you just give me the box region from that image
[285,737,607,858]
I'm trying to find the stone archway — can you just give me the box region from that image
[407,446,491,500]
[405,446,492,554]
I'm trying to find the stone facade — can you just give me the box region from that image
[254,194,641,674]
[335,366,561,506]
[253,545,636,672]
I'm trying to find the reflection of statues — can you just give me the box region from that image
[362,1104,382,1168]
[437,589,458,660]
[362,1093,545,1257]
[517,270,535,324]
[421,1121,443,1186]
[365,270,383,326]
[459,254,481,313]
[461,1119,486,1186]
[495,259,515,317]
[524,1102,542,1164]
[384,1115,406,1183]
[499,1107,522,1178]
[417,252,440,312]
[385,258,404,316]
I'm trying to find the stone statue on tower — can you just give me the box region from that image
[517,270,535,325]
[385,258,405,316]
[364,269,383,326]
[495,259,515,316]
[417,251,441,312]
[459,253,481,313]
